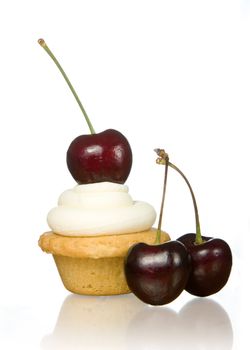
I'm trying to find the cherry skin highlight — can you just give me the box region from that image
[66,129,132,184]
[177,233,232,297]
[124,241,191,305]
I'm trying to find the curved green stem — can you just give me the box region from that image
[155,149,169,244]
[168,162,203,244]
[38,39,95,134]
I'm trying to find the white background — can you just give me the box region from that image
[0,0,249,349]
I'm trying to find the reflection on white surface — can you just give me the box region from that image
[41,295,233,350]
[41,294,145,350]
[127,298,233,350]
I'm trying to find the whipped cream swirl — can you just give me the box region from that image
[47,182,156,236]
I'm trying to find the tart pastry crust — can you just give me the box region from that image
[39,229,170,259]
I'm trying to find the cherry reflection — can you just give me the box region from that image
[126,298,233,350]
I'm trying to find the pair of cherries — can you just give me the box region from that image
[39,39,232,306]
[125,150,232,305]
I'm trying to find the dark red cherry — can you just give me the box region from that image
[38,40,133,185]
[66,129,132,184]
[177,233,232,297]
[124,241,191,305]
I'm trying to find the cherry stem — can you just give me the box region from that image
[168,162,203,244]
[154,149,169,244]
[38,39,95,134]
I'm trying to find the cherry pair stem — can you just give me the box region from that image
[38,39,96,135]
[155,150,202,245]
